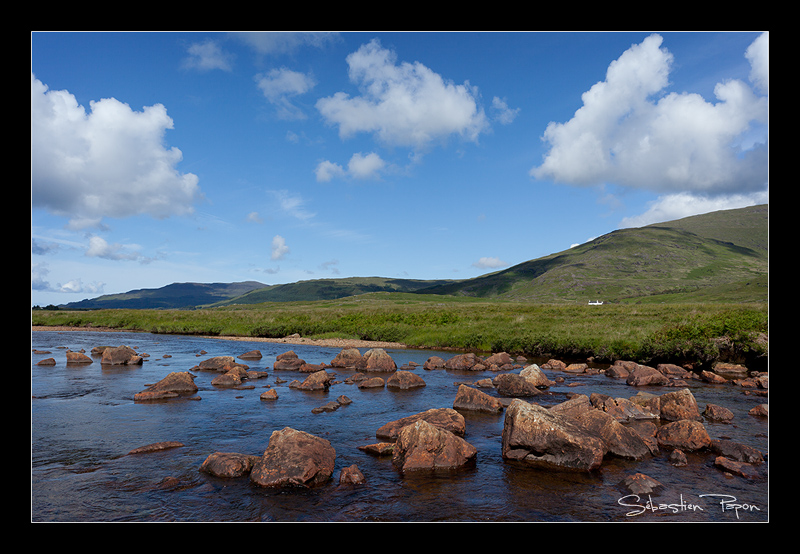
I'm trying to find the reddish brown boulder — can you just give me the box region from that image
[273,351,306,370]
[66,350,92,364]
[195,356,237,371]
[484,352,514,367]
[250,427,336,488]
[296,370,334,391]
[359,348,397,372]
[619,472,663,495]
[700,370,728,384]
[127,441,184,455]
[493,373,543,397]
[423,356,446,370]
[238,350,262,360]
[520,364,555,388]
[199,452,260,478]
[453,384,503,414]
[712,361,750,378]
[444,353,480,371]
[659,388,701,421]
[330,348,363,368]
[386,370,426,389]
[626,365,669,386]
[501,399,605,471]
[376,408,466,441]
[299,363,327,373]
[358,443,394,456]
[657,363,692,379]
[714,456,760,479]
[655,420,711,451]
[339,464,366,485]
[392,419,477,473]
[550,395,650,460]
[357,377,385,389]
[605,363,630,379]
[211,370,243,387]
[703,403,734,422]
[710,439,764,464]
[748,404,768,417]
[260,389,278,400]
[542,359,567,371]
[134,371,198,401]
[574,407,650,460]
[590,393,657,421]
[37,357,56,366]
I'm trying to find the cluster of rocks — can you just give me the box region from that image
[35,344,147,367]
[57,343,767,490]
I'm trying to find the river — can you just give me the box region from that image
[31,329,768,522]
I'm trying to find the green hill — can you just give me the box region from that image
[415,204,768,304]
[55,204,768,309]
[58,281,268,310]
[210,277,457,306]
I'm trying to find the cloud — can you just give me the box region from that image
[316,39,489,151]
[58,278,106,295]
[255,67,316,119]
[183,39,234,72]
[32,262,106,295]
[319,260,340,274]
[746,32,769,95]
[315,152,386,182]
[531,33,769,198]
[271,235,290,260]
[491,97,520,125]
[473,256,507,269]
[231,32,339,57]
[31,74,202,229]
[270,190,316,221]
[619,190,769,228]
[85,235,144,261]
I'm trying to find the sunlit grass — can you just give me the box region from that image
[32,293,767,367]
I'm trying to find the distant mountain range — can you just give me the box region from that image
[53,204,768,310]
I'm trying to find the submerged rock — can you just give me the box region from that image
[199,452,260,478]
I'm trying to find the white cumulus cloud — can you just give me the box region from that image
[271,234,290,260]
[316,39,489,152]
[531,33,769,198]
[473,256,508,269]
[315,152,386,182]
[255,67,316,119]
[31,74,202,229]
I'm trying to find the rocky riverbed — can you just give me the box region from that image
[31,328,768,522]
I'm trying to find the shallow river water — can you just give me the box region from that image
[31,330,768,522]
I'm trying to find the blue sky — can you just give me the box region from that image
[31,31,769,307]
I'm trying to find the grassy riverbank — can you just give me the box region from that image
[31,293,768,369]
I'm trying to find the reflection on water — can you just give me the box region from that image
[31,330,768,522]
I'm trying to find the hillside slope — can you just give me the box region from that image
[54,205,767,309]
[416,204,768,303]
[210,277,457,306]
[59,281,268,310]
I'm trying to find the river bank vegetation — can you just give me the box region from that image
[32,292,767,370]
